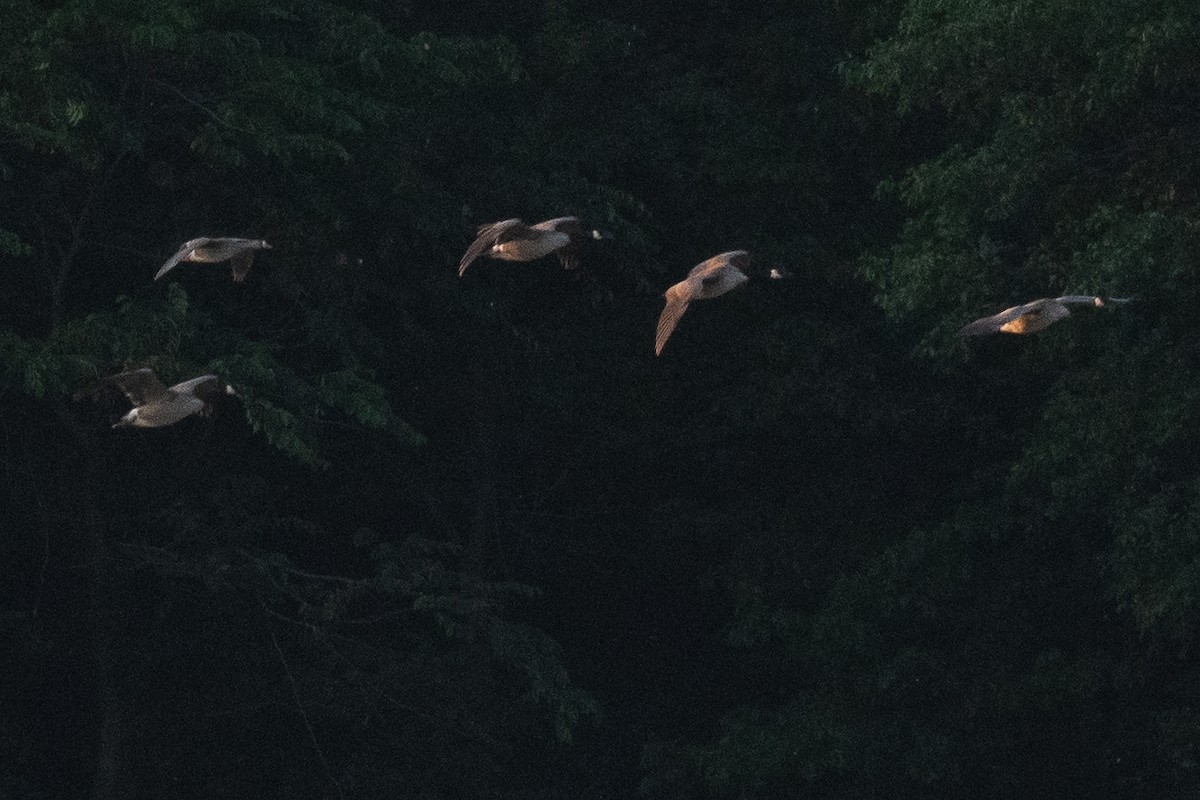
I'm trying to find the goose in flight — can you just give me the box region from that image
[458,217,596,277]
[655,250,751,356]
[155,237,271,283]
[959,295,1130,336]
[108,368,237,428]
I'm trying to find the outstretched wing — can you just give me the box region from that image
[959,298,1071,336]
[458,219,533,276]
[689,250,750,280]
[109,368,168,406]
[999,301,1069,333]
[959,301,1031,336]
[722,250,751,273]
[655,281,695,356]
[154,237,211,281]
[546,217,584,270]
[230,250,255,283]
[168,375,234,417]
[167,374,222,398]
[1054,295,1103,307]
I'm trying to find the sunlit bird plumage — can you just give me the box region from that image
[655,250,752,356]
[458,217,595,277]
[155,237,271,283]
[958,295,1128,336]
[107,368,237,428]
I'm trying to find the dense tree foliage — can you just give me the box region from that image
[3,0,1200,797]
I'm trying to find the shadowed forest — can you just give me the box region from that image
[4,0,1200,797]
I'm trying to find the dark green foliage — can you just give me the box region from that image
[6,0,1200,798]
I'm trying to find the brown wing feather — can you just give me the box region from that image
[230,250,254,283]
[155,238,210,281]
[168,375,221,398]
[959,299,1063,336]
[655,282,695,356]
[556,241,581,270]
[551,218,583,270]
[959,302,1028,336]
[459,219,532,276]
[493,221,539,244]
[724,250,751,272]
[169,375,229,416]
[547,217,582,236]
[109,368,168,406]
[688,250,749,280]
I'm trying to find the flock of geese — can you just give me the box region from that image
[98,218,1131,430]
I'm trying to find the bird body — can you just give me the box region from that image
[655,250,751,356]
[108,368,236,428]
[155,237,271,283]
[458,216,588,276]
[959,295,1107,336]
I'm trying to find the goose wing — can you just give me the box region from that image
[167,375,222,399]
[689,250,750,283]
[109,368,168,406]
[1054,295,1103,307]
[230,250,255,283]
[655,280,696,356]
[544,217,583,270]
[959,300,1040,336]
[458,219,535,276]
[155,237,212,280]
[960,297,1076,335]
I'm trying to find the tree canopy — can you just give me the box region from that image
[4,0,1200,797]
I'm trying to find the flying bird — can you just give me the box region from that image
[655,250,751,356]
[155,237,271,283]
[958,295,1128,336]
[458,217,596,277]
[107,368,237,428]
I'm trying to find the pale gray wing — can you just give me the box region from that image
[1054,295,1103,306]
[1001,300,1069,333]
[109,368,168,406]
[689,250,750,280]
[155,237,211,280]
[655,281,695,356]
[722,250,751,273]
[458,219,532,276]
[546,217,584,270]
[230,250,254,283]
[167,375,221,399]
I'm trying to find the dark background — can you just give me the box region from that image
[3,0,1200,797]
